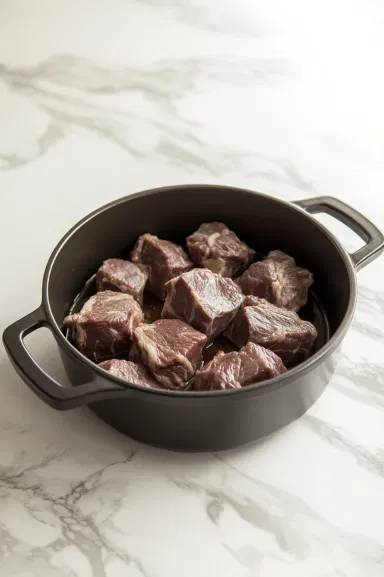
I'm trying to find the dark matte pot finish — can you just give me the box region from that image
[3,186,384,451]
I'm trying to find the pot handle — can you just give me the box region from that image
[2,306,128,410]
[294,196,384,270]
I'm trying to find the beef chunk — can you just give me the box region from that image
[194,342,286,391]
[224,296,317,366]
[162,268,244,342]
[131,233,193,299]
[186,222,254,277]
[63,291,143,361]
[96,258,148,304]
[133,319,207,389]
[99,359,163,389]
[238,250,313,311]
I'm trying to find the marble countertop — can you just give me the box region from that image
[1,1,384,576]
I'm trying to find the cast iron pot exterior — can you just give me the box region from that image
[3,186,384,451]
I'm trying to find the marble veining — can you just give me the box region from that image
[1,0,384,575]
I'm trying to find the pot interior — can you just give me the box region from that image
[45,186,353,347]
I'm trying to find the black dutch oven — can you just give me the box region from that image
[3,186,383,452]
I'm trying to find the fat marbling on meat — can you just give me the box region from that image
[63,291,143,361]
[132,319,207,389]
[162,268,244,342]
[186,222,255,277]
[238,250,313,311]
[131,233,193,299]
[194,341,286,391]
[224,296,317,366]
[96,258,147,304]
[98,359,164,389]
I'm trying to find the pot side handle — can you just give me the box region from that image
[2,306,128,410]
[294,196,384,270]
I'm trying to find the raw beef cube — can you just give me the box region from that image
[186,222,255,277]
[98,359,163,389]
[194,342,286,391]
[238,250,313,311]
[162,268,244,342]
[96,258,147,304]
[63,291,143,361]
[224,296,317,366]
[131,233,193,299]
[132,319,207,389]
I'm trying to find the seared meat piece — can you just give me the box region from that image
[96,258,148,304]
[131,233,193,299]
[186,222,254,277]
[237,250,313,311]
[63,291,143,361]
[133,319,207,389]
[99,359,163,389]
[194,342,286,391]
[224,296,317,366]
[162,268,244,342]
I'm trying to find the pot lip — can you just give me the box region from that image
[42,184,357,398]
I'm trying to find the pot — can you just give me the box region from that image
[3,186,383,451]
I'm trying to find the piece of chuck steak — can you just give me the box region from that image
[98,359,163,389]
[238,250,313,311]
[162,268,244,342]
[186,222,254,277]
[96,258,147,304]
[224,296,317,366]
[132,319,207,389]
[194,342,286,391]
[63,291,143,361]
[131,233,193,299]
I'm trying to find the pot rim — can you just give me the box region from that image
[42,184,357,398]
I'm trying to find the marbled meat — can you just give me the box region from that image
[131,233,193,299]
[96,258,147,304]
[187,222,254,277]
[237,250,313,311]
[63,291,143,361]
[224,296,317,366]
[162,268,244,342]
[98,359,163,388]
[132,319,207,389]
[194,341,286,391]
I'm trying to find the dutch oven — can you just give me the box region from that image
[3,186,383,451]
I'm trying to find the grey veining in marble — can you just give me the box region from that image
[0,0,384,576]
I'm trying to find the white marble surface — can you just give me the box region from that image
[1,1,384,575]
